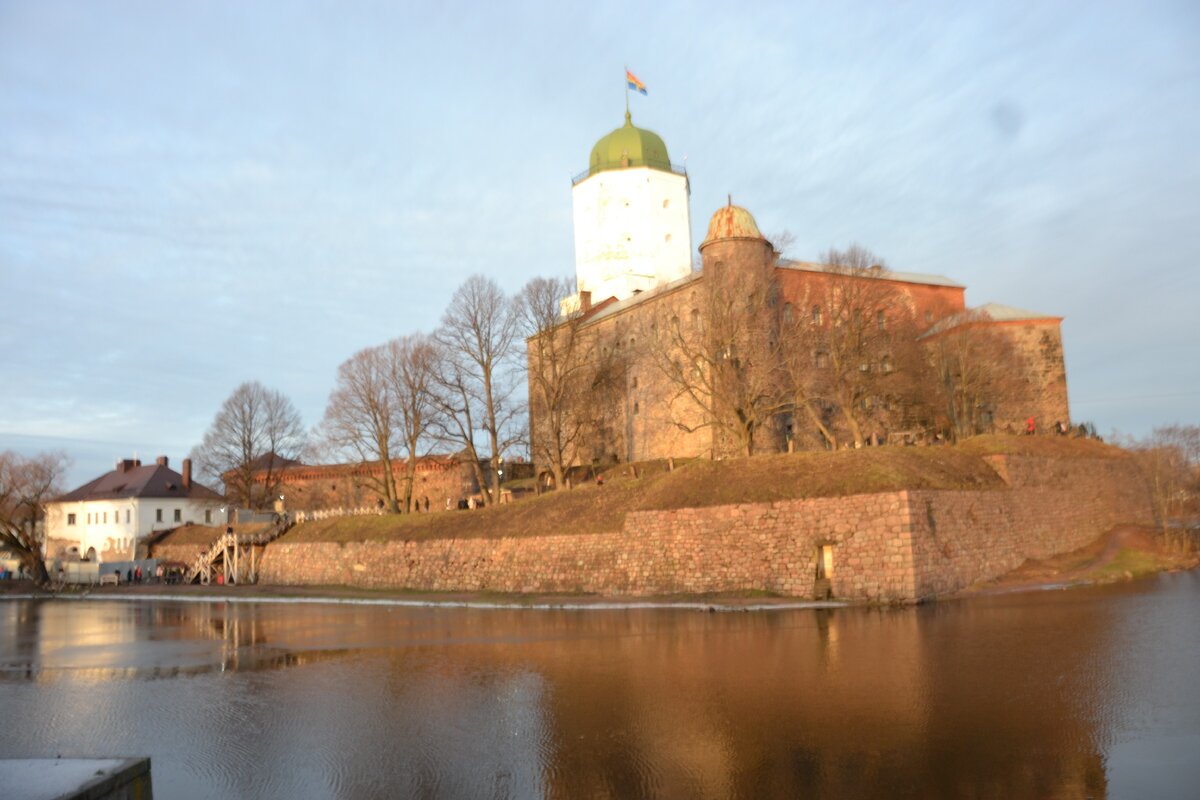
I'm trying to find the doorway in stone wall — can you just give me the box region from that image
[814,543,834,599]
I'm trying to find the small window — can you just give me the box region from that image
[102,512,107,524]
[690,308,700,327]
[633,402,640,415]
[629,337,636,348]
[877,311,886,331]
[156,508,163,523]
[783,303,794,323]
[664,233,671,243]
[631,376,639,388]
[87,513,92,525]
[812,305,822,325]
[67,513,76,526]
[126,510,130,523]
[881,356,894,373]
[174,509,182,523]
[815,351,829,368]
[662,199,669,208]
[205,510,212,524]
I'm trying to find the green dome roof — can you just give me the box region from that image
[588,111,672,177]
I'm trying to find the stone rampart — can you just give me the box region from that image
[258,454,1153,602]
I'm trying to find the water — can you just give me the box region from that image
[2,573,1198,799]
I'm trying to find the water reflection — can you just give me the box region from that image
[0,574,1197,799]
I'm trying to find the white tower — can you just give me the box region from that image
[570,111,693,304]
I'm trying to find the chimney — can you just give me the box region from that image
[182,458,192,491]
[156,455,169,467]
[580,290,592,312]
[117,458,135,473]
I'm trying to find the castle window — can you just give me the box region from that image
[629,337,635,348]
[815,351,829,368]
[102,512,107,524]
[87,513,91,524]
[205,510,212,524]
[68,513,76,526]
[783,303,794,323]
[812,305,822,325]
[663,199,669,208]
[881,355,894,373]
[174,509,182,523]
[156,508,163,522]
[690,308,700,327]
[665,233,671,243]
[631,376,639,388]
[634,402,640,415]
[126,510,130,523]
[877,311,886,331]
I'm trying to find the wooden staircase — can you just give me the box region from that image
[185,515,294,585]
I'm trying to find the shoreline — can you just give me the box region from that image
[5,525,1195,610]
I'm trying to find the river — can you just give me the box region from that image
[1,573,1198,799]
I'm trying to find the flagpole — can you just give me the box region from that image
[624,65,629,115]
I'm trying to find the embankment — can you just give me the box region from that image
[258,440,1155,602]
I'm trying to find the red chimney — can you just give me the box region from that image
[182,458,192,491]
[580,290,592,312]
[156,456,169,467]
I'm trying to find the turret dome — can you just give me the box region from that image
[588,111,672,177]
[700,200,765,250]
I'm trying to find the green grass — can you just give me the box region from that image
[280,436,1129,545]
[1095,548,1166,580]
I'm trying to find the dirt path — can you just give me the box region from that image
[960,524,1199,597]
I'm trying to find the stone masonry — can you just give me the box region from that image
[258,454,1153,602]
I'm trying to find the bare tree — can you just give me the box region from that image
[780,245,918,448]
[518,275,604,489]
[1123,424,1200,534]
[434,275,523,504]
[319,345,402,512]
[386,333,442,512]
[0,450,70,584]
[922,313,1031,441]
[643,245,789,457]
[192,381,306,509]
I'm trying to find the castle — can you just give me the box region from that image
[529,112,1069,481]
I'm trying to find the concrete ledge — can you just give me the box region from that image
[1,758,152,800]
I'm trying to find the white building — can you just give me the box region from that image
[44,456,224,563]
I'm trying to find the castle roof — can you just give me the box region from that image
[779,259,964,289]
[919,302,1062,338]
[586,111,673,177]
[700,202,765,250]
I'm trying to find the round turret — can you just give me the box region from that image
[588,111,673,176]
[699,200,774,275]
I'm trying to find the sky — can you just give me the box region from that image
[1,0,1198,487]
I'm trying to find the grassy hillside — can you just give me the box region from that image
[280,435,1128,545]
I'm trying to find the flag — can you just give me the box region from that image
[626,70,648,95]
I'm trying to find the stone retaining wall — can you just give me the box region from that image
[258,455,1153,602]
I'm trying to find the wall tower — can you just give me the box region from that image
[570,111,693,305]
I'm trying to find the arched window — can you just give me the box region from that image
[814,351,829,368]
[881,355,894,373]
[877,310,886,331]
[690,308,700,327]
[783,303,794,323]
[812,305,822,325]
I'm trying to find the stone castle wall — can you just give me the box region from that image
[257,455,1153,602]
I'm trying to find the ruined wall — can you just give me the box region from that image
[258,455,1153,602]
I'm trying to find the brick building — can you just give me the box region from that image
[528,112,1069,477]
[240,456,489,513]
